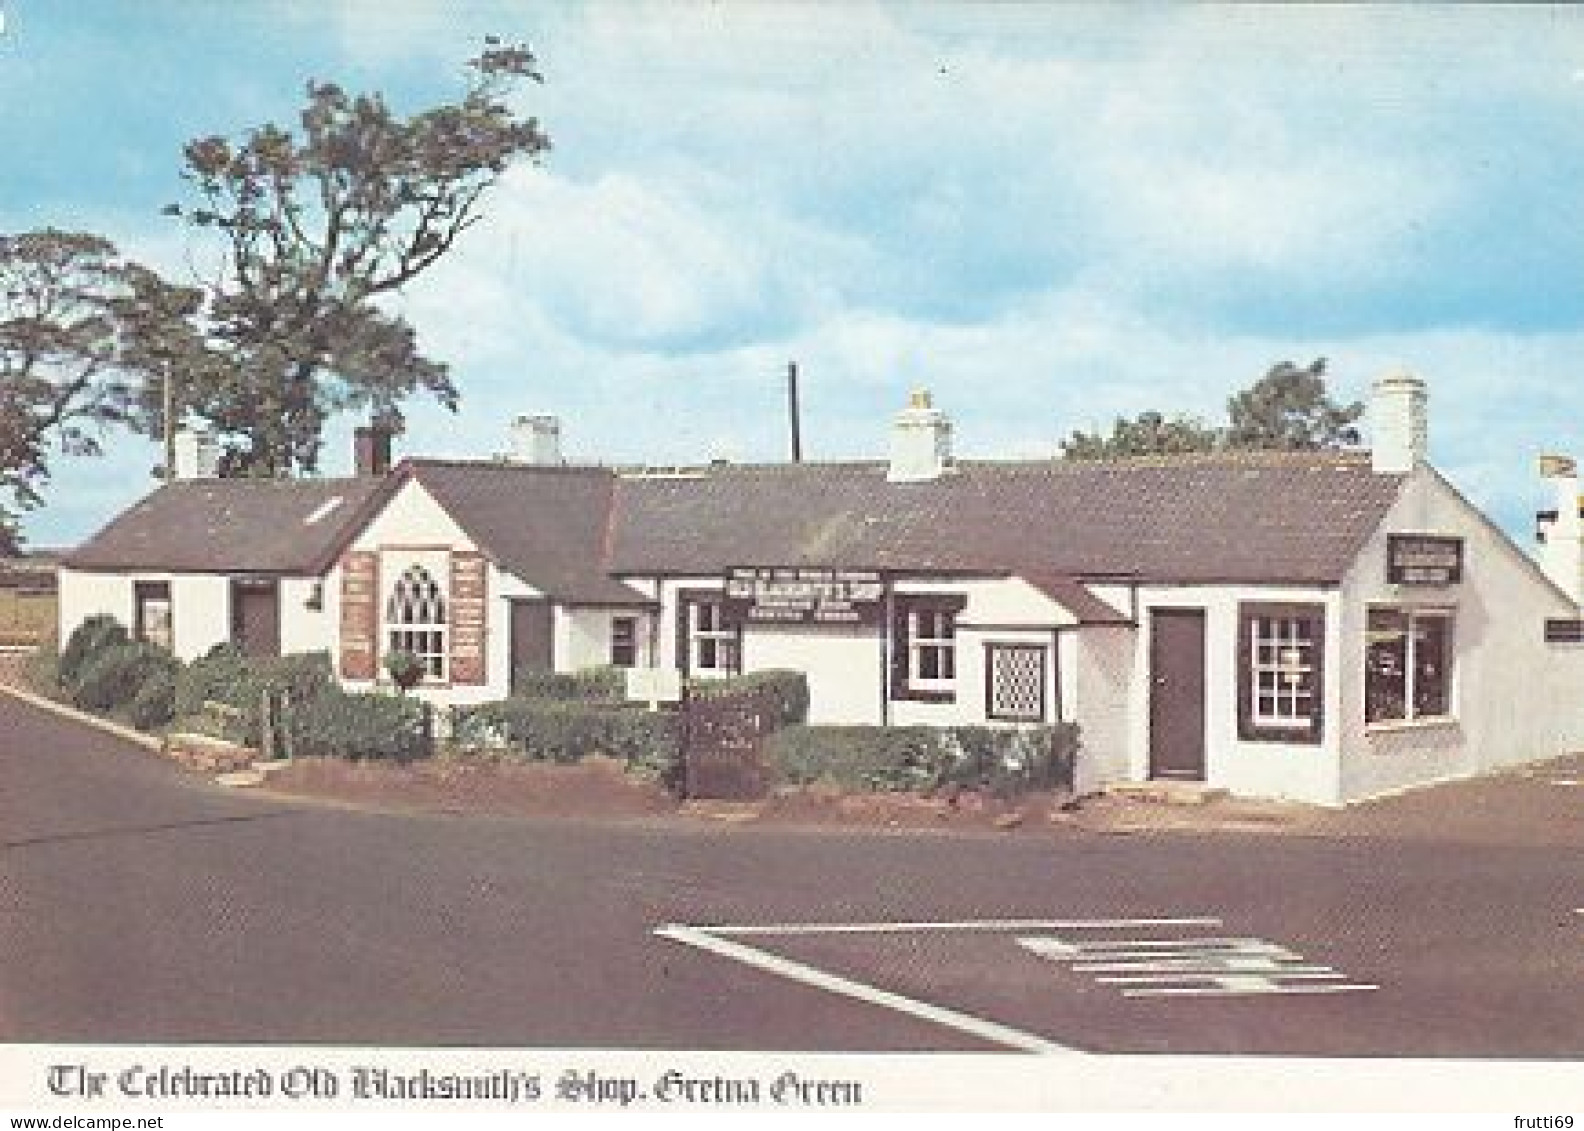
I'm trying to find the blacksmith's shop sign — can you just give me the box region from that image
[1387,533,1464,586]
[724,566,884,625]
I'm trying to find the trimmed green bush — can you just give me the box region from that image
[72,640,180,714]
[509,665,626,702]
[127,665,178,730]
[285,689,429,762]
[455,697,681,779]
[174,646,335,742]
[58,614,131,691]
[688,669,809,729]
[767,722,1080,797]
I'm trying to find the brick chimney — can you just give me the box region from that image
[886,389,953,483]
[1369,370,1428,475]
[354,424,393,477]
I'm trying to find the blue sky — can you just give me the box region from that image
[4,1,1583,548]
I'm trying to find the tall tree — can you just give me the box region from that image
[0,230,195,549]
[1225,358,1363,450]
[165,38,549,476]
[1060,410,1220,460]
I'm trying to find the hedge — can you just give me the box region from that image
[454,697,681,782]
[766,722,1079,797]
[686,669,809,729]
[58,615,131,691]
[509,665,626,702]
[71,640,181,716]
[285,690,430,762]
[174,645,335,743]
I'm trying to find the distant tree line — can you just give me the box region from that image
[1060,359,1363,461]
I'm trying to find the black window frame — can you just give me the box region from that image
[610,615,639,668]
[134,580,173,652]
[984,642,1049,723]
[1236,602,1326,745]
[890,594,966,703]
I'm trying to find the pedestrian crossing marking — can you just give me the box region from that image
[1019,930,1377,998]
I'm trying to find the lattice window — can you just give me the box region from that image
[987,644,1046,722]
[385,563,448,680]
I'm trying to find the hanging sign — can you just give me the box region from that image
[1387,534,1463,586]
[723,566,884,625]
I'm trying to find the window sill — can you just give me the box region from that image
[1365,716,1458,736]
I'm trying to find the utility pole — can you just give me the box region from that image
[786,361,803,463]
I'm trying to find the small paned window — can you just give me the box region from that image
[1237,603,1325,743]
[689,598,739,676]
[385,563,448,681]
[134,581,173,652]
[986,644,1047,722]
[611,616,639,668]
[891,596,964,702]
[1366,608,1454,724]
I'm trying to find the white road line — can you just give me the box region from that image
[1096,970,1347,985]
[654,923,1078,1055]
[1075,960,1321,975]
[698,916,1222,937]
[1123,983,1378,998]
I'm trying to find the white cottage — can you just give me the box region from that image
[58,375,1584,805]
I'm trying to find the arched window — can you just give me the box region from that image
[386,563,447,680]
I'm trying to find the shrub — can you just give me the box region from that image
[766,723,1080,797]
[285,689,430,762]
[58,614,131,692]
[688,669,809,729]
[455,697,681,780]
[174,646,335,742]
[383,649,425,693]
[127,665,178,730]
[72,640,180,714]
[509,665,626,702]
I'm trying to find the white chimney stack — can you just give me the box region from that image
[1370,369,1429,475]
[887,389,953,483]
[171,427,219,480]
[1539,454,1583,603]
[509,414,563,466]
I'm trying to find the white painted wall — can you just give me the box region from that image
[745,625,883,724]
[1121,585,1345,805]
[279,576,331,658]
[1072,626,1135,795]
[58,568,132,644]
[1337,467,1584,802]
[171,575,230,661]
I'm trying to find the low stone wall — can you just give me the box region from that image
[160,732,260,775]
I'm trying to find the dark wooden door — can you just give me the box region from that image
[509,599,554,693]
[1148,608,1206,781]
[231,578,280,658]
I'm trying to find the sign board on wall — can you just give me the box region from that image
[723,566,884,625]
[1386,534,1464,586]
[449,550,488,685]
[339,552,379,680]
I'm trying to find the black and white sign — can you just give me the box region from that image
[1387,533,1463,586]
[723,566,883,625]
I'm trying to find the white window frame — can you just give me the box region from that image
[1249,614,1319,729]
[384,558,449,683]
[1366,606,1455,725]
[689,598,739,678]
[610,615,640,669]
[907,606,956,694]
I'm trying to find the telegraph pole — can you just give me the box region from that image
[786,361,803,463]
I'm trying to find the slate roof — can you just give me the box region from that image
[404,460,649,606]
[63,476,386,575]
[65,449,1410,606]
[608,451,1407,586]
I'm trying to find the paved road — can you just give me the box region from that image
[3,692,1583,1055]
